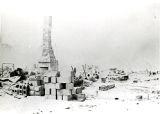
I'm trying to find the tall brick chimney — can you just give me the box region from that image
[38,16,58,72]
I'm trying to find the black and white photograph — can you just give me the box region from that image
[0,0,159,114]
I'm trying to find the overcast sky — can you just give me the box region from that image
[0,0,159,71]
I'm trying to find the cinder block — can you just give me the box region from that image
[19,85,23,89]
[29,75,42,81]
[22,86,27,90]
[29,90,35,96]
[63,95,72,101]
[23,90,27,96]
[72,87,82,94]
[17,89,20,95]
[35,91,43,96]
[76,94,86,102]
[51,88,56,95]
[51,77,57,83]
[57,95,63,100]
[19,90,23,95]
[44,77,51,83]
[76,87,82,94]
[44,71,57,77]
[45,87,51,95]
[29,85,35,90]
[55,83,66,89]
[45,95,56,100]
[45,83,56,88]
[57,77,71,83]
[66,83,74,89]
[29,80,42,86]
[34,86,41,92]
[56,89,61,95]
[61,89,72,95]
[45,84,55,95]
[35,89,45,96]
[57,89,72,96]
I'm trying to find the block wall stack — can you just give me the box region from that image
[28,76,45,96]
[45,71,85,101]
[10,81,28,97]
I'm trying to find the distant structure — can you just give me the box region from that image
[38,16,58,72]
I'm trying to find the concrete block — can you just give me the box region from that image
[34,86,41,92]
[55,83,66,89]
[51,88,56,95]
[29,80,42,86]
[29,75,42,81]
[45,84,55,95]
[45,87,51,95]
[51,76,57,83]
[29,90,35,96]
[76,87,82,94]
[44,77,51,83]
[45,95,56,100]
[35,91,43,96]
[61,89,72,95]
[19,90,23,95]
[63,95,72,101]
[57,77,71,83]
[57,95,63,100]
[72,87,82,94]
[22,86,27,90]
[56,90,61,95]
[45,83,56,88]
[17,89,20,95]
[23,90,27,96]
[44,71,57,77]
[57,89,72,96]
[33,88,45,96]
[29,85,35,90]
[66,83,74,89]
[19,85,23,89]
[76,94,86,102]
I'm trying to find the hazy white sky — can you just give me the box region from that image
[0,0,159,71]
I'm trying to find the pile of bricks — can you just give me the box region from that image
[45,71,86,101]
[99,84,115,91]
[28,76,45,96]
[10,81,28,97]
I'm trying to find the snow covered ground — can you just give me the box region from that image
[0,73,160,114]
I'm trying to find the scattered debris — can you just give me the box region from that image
[101,77,106,83]
[115,97,119,100]
[65,107,70,109]
[133,80,138,83]
[83,80,92,87]
[136,95,143,100]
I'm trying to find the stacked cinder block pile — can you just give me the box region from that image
[10,81,28,97]
[45,71,86,101]
[28,75,45,96]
